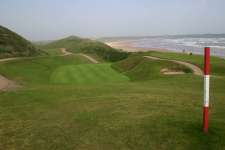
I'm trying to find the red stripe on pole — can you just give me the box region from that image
[203,107,209,133]
[203,47,210,133]
[204,47,210,75]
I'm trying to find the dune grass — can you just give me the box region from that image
[0,52,225,150]
[40,36,129,62]
[0,25,43,58]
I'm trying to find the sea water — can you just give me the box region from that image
[132,37,225,58]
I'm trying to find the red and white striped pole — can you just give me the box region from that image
[203,47,210,133]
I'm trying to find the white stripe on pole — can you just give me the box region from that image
[204,75,210,107]
[203,47,210,133]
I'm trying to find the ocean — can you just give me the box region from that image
[131,37,225,58]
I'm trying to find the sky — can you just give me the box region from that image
[0,0,225,41]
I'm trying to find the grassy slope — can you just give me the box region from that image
[0,55,91,84]
[41,48,62,56]
[0,25,43,58]
[112,55,192,81]
[0,52,225,149]
[144,51,225,76]
[40,36,129,62]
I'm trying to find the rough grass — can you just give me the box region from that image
[40,36,129,62]
[0,76,225,150]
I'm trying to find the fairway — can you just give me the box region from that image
[50,63,129,84]
[0,55,92,84]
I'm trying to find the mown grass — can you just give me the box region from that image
[0,51,225,150]
[0,55,91,84]
[50,64,129,84]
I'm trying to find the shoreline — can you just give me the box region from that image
[105,40,225,59]
[105,41,169,52]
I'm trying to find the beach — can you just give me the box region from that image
[105,37,225,58]
[105,40,168,52]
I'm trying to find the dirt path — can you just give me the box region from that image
[144,56,203,76]
[0,58,20,91]
[0,57,22,63]
[0,57,22,91]
[0,75,18,91]
[60,48,99,63]
[60,48,73,56]
[79,53,99,64]
[59,48,99,64]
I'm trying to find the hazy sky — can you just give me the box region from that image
[1,0,225,41]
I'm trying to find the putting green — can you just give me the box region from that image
[50,63,129,84]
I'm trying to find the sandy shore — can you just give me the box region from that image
[105,41,168,52]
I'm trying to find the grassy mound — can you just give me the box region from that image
[0,55,91,84]
[50,64,129,84]
[41,36,129,62]
[0,25,44,58]
[112,55,192,81]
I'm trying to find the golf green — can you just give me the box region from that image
[50,63,129,84]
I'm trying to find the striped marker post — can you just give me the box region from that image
[203,47,210,133]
